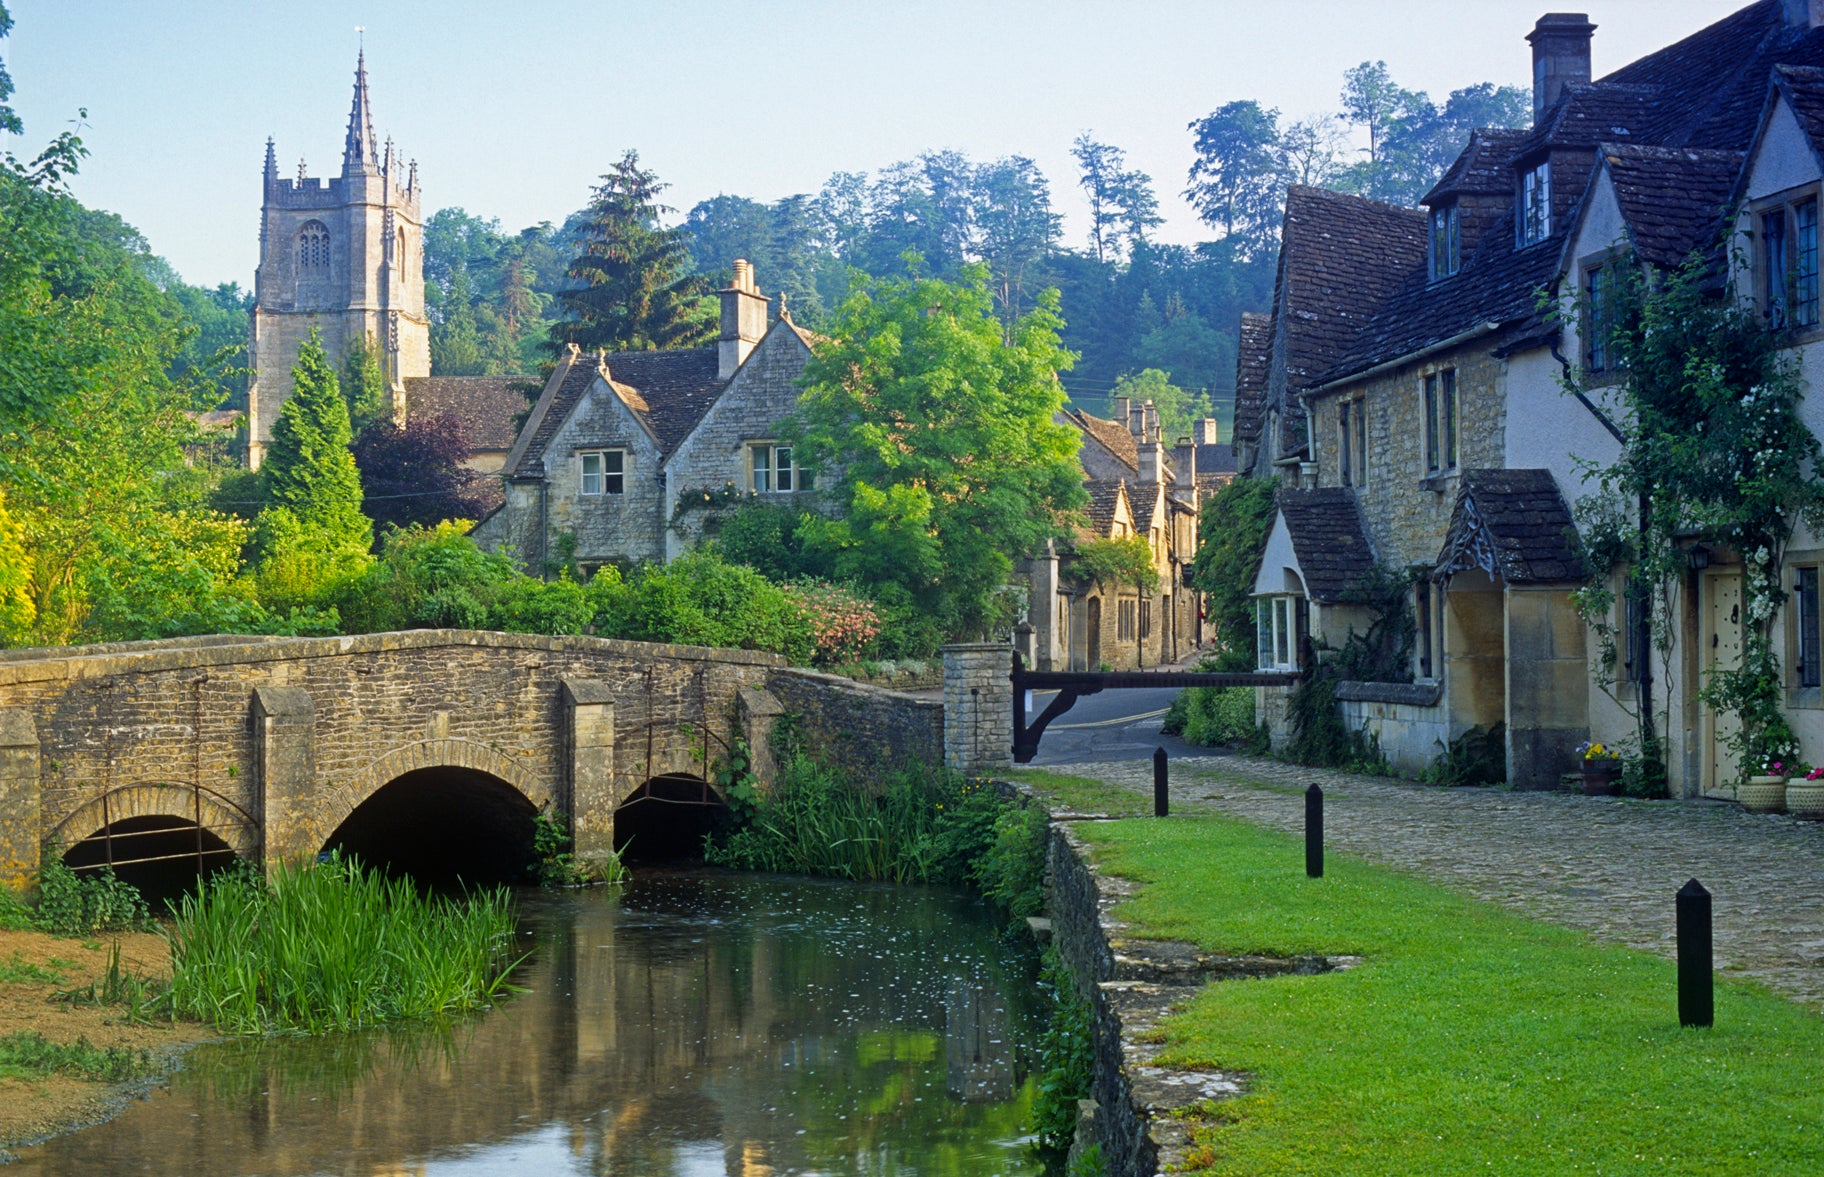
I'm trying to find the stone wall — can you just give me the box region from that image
[1336,681,1448,775]
[538,378,670,567]
[942,644,1014,775]
[763,669,943,780]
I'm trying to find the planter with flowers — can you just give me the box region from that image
[1788,766,1824,820]
[1739,758,1789,814]
[1575,741,1622,796]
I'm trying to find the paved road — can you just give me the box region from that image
[1024,686,1202,766]
[1061,752,1824,1010]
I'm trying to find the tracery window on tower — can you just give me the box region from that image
[298,221,331,271]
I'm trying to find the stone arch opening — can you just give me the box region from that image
[614,774,724,863]
[61,817,238,911]
[322,766,537,888]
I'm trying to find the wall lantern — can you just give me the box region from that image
[1687,545,1712,571]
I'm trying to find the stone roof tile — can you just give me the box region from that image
[404,376,533,451]
[1436,468,1583,584]
[1231,310,1272,448]
[1064,408,1139,471]
[1602,144,1745,269]
[508,347,727,477]
[1278,487,1375,603]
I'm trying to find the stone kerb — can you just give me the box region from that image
[941,643,1014,776]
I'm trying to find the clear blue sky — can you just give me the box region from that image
[7,0,1742,288]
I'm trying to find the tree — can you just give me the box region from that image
[341,332,390,435]
[432,264,486,374]
[1340,62,1403,167]
[1191,477,1277,669]
[973,155,1062,328]
[548,150,713,355]
[1071,134,1161,265]
[1111,368,1214,444]
[1185,101,1284,257]
[353,413,493,535]
[1336,64,1530,205]
[788,264,1086,638]
[260,330,372,559]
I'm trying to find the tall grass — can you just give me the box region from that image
[165,857,522,1035]
[705,756,1001,884]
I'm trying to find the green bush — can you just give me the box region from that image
[594,550,816,661]
[165,855,521,1034]
[33,856,153,936]
[1172,685,1270,751]
[973,802,1047,921]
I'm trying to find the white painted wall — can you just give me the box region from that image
[1251,511,1306,597]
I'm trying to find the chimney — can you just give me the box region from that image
[1172,439,1197,491]
[1112,396,1132,429]
[1198,417,1220,445]
[1143,401,1160,445]
[1528,13,1596,122]
[1137,440,1165,485]
[1128,401,1146,442]
[1781,0,1824,28]
[718,259,769,379]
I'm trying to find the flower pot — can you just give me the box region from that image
[1786,777,1824,820]
[1581,759,1621,796]
[1738,774,1788,814]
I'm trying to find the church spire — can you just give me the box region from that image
[342,49,379,174]
[263,136,278,186]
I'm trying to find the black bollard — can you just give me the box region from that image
[1677,878,1713,1028]
[1153,747,1169,817]
[1305,784,1323,878]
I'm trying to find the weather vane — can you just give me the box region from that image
[356,25,365,49]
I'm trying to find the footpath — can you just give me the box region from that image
[1063,753,1824,1010]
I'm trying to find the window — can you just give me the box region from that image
[1762,196,1821,329]
[1585,264,1614,372]
[1517,160,1551,246]
[1429,205,1461,280]
[1798,566,1821,690]
[1422,370,1457,475]
[1416,580,1435,679]
[1117,599,1136,641]
[1255,595,1307,671]
[1139,599,1152,641]
[578,450,624,496]
[297,220,330,270]
[751,443,809,493]
[1337,398,1367,488]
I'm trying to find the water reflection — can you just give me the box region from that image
[15,872,1044,1176]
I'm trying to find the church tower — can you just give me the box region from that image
[246,52,429,468]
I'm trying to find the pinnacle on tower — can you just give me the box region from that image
[263,137,278,184]
[342,49,379,174]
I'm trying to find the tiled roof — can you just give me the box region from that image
[405,376,532,451]
[507,350,599,478]
[1315,1,1824,386]
[1194,441,1237,477]
[1602,145,1744,269]
[1083,478,1130,536]
[506,346,726,477]
[1277,487,1375,603]
[1275,187,1428,444]
[1436,469,1583,585]
[1232,310,1272,448]
[1064,408,1139,471]
[1132,484,1161,535]
[1422,128,1533,203]
[1774,64,1824,154]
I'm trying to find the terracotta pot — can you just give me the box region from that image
[1738,774,1788,814]
[1785,777,1824,820]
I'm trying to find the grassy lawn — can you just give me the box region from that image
[1006,768,1153,817]
[1070,813,1824,1176]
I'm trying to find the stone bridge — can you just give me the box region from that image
[0,630,976,890]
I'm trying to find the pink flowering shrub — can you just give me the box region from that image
[784,581,882,666]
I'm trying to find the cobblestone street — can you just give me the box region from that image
[1066,753,1824,1011]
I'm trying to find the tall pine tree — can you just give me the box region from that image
[549,150,713,355]
[340,333,390,437]
[261,331,372,557]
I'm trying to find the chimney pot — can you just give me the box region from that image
[1528,13,1596,122]
[719,262,768,378]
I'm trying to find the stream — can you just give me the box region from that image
[13,872,1047,1176]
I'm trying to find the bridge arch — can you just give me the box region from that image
[48,782,259,903]
[320,739,550,886]
[50,782,260,862]
[613,772,726,862]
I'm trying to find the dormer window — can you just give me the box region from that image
[1429,205,1461,280]
[1517,160,1551,247]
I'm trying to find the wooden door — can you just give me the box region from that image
[1086,598,1102,670]
[1702,569,1744,797]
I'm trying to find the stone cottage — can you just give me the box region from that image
[471,262,817,572]
[1238,0,1824,792]
[1024,400,1224,671]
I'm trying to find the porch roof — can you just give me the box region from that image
[1435,469,1584,585]
[1255,488,1376,604]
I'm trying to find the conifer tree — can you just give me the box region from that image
[549,150,713,355]
[261,331,372,556]
[340,333,390,437]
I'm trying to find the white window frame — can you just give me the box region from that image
[750,442,807,493]
[578,450,625,496]
[1255,595,1304,672]
[1422,370,1457,476]
[1753,186,1822,331]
